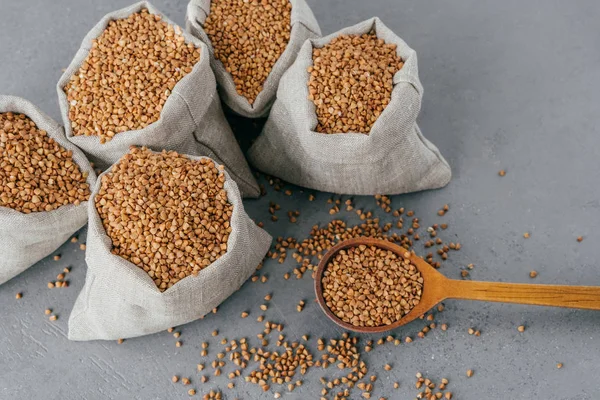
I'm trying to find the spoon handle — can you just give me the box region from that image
[443,279,600,310]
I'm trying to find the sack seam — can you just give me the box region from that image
[68,273,95,330]
[171,91,200,129]
[413,125,452,173]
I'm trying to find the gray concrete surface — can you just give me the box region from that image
[2,0,600,399]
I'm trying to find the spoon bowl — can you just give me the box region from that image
[315,238,600,334]
[314,237,447,333]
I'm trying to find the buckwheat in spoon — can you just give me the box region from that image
[315,238,600,333]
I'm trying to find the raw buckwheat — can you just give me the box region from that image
[204,0,292,104]
[65,9,200,143]
[322,245,423,327]
[95,147,232,291]
[0,112,90,213]
[308,33,403,134]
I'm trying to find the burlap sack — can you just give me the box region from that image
[57,1,260,198]
[0,95,96,285]
[68,151,272,340]
[185,0,321,118]
[248,18,452,195]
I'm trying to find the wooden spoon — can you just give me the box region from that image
[314,237,600,333]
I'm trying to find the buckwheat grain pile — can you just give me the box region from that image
[95,147,233,291]
[0,112,90,213]
[204,0,292,104]
[308,33,403,134]
[322,245,423,327]
[65,9,201,143]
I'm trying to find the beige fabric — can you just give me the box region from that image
[0,95,97,285]
[248,18,452,195]
[68,151,272,341]
[57,1,259,197]
[185,0,321,118]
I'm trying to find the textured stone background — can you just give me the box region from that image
[1,1,599,399]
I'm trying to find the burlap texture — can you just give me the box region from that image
[0,95,96,285]
[68,151,272,341]
[57,1,259,197]
[185,0,321,118]
[248,18,452,195]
